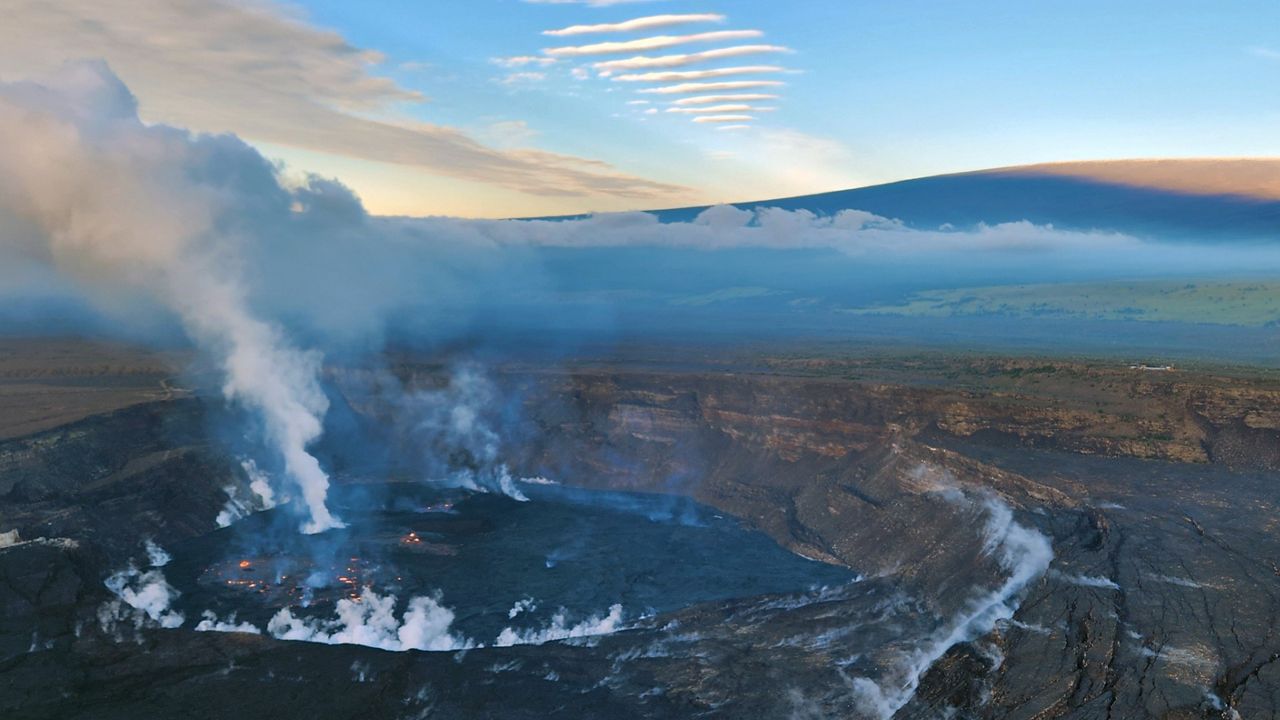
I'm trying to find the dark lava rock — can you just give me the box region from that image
[4,361,1280,719]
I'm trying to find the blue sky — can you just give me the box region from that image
[2,0,1277,216]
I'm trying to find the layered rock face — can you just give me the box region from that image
[2,353,1277,718]
[503,366,1280,718]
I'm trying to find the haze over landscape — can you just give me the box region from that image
[1,2,1279,720]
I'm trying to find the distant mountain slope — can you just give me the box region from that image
[644,159,1280,241]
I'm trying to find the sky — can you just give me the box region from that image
[1,0,1278,217]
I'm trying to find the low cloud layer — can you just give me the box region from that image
[408,205,1135,255]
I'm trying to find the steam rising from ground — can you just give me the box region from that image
[0,62,339,533]
[847,494,1053,719]
[143,539,172,568]
[101,568,185,630]
[97,543,626,653]
[384,365,530,500]
[495,603,626,647]
[195,611,261,635]
[267,587,474,652]
[192,589,627,652]
[100,543,185,632]
[215,459,279,527]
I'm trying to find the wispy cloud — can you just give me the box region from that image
[544,14,722,36]
[692,114,755,123]
[500,71,548,84]
[613,65,784,82]
[544,30,763,57]
[666,104,771,113]
[592,45,791,72]
[672,93,779,105]
[485,119,540,147]
[0,0,687,202]
[638,80,784,95]
[1248,46,1280,60]
[492,55,558,68]
[715,124,751,131]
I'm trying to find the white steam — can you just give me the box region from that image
[216,458,280,528]
[101,545,185,631]
[495,603,626,647]
[847,495,1053,719]
[1049,570,1121,590]
[241,458,278,509]
[267,587,473,652]
[102,569,185,629]
[508,597,538,619]
[143,538,172,568]
[0,63,340,533]
[383,365,530,500]
[194,610,262,635]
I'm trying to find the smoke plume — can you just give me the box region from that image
[0,62,343,532]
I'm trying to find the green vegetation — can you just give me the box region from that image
[844,280,1280,326]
